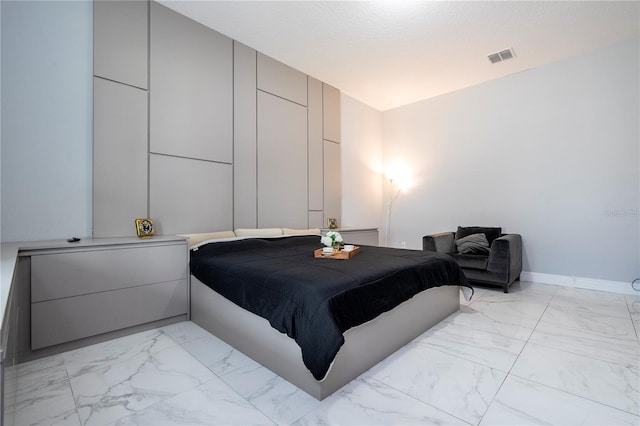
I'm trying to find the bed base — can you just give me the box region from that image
[190,276,460,400]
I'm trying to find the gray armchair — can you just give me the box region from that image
[423,226,522,293]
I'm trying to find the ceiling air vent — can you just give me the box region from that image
[488,48,516,64]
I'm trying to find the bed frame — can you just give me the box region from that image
[190,276,460,400]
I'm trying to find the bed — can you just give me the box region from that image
[189,234,471,400]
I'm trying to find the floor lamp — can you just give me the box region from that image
[384,179,401,247]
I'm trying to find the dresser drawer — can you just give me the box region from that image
[31,279,187,349]
[341,230,379,246]
[31,243,187,302]
[322,228,379,246]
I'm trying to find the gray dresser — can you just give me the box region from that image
[0,236,189,425]
[322,227,380,246]
[17,236,188,354]
[29,237,188,350]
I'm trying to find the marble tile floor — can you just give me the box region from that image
[5,281,640,425]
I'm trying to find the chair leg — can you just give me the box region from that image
[503,283,509,293]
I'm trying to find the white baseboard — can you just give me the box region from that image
[520,271,639,296]
[520,272,573,287]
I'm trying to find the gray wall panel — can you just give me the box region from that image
[323,83,341,143]
[91,2,343,241]
[93,77,148,238]
[308,211,324,229]
[94,0,148,89]
[308,77,323,211]
[257,92,308,228]
[323,141,342,224]
[150,2,233,163]
[257,52,307,106]
[149,154,232,235]
[233,42,258,228]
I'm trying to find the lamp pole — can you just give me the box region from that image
[384,180,401,247]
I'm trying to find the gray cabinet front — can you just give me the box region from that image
[323,141,342,225]
[94,0,148,89]
[257,92,308,228]
[343,230,379,246]
[32,279,186,350]
[323,83,341,143]
[93,77,148,238]
[257,53,308,106]
[308,77,324,212]
[150,2,233,163]
[233,41,258,229]
[149,154,233,235]
[31,244,187,302]
[92,0,344,254]
[322,228,379,247]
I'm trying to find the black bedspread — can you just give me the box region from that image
[190,235,469,380]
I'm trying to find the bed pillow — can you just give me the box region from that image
[455,226,502,246]
[282,228,321,236]
[180,231,236,247]
[234,228,284,237]
[455,233,490,255]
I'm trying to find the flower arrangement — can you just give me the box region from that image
[321,231,344,249]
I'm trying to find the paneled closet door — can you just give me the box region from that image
[150,2,233,163]
[323,140,342,225]
[94,0,148,89]
[257,52,308,106]
[323,83,341,143]
[257,92,308,229]
[234,41,258,229]
[149,154,233,235]
[93,78,148,238]
[308,77,323,212]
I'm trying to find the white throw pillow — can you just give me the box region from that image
[179,231,236,247]
[234,228,284,237]
[282,228,321,236]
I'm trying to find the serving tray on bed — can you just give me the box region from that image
[314,246,360,259]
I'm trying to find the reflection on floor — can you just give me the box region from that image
[5,281,640,425]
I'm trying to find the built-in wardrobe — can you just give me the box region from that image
[93,0,342,238]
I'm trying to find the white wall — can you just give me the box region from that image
[1,1,93,242]
[382,37,639,284]
[0,0,3,243]
[340,94,383,235]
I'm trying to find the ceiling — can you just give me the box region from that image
[158,1,640,111]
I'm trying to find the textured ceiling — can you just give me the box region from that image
[159,1,640,111]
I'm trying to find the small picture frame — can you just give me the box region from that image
[135,218,155,238]
[327,218,338,229]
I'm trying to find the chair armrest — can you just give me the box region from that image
[422,232,455,253]
[487,234,522,281]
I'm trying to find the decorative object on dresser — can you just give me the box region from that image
[423,226,522,293]
[135,218,155,237]
[327,217,338,229]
